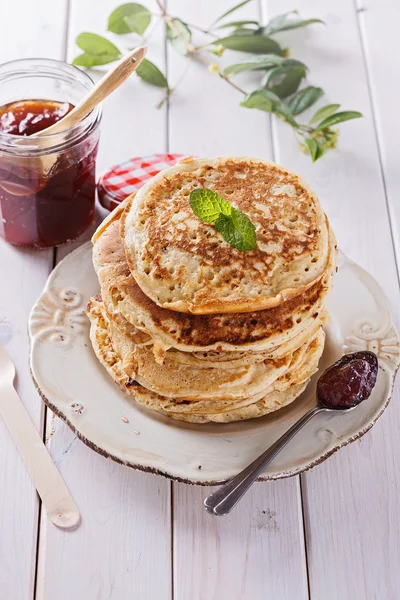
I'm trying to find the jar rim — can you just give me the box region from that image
[0,57,102,156]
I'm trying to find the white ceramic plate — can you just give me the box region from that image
[29,243,400,484]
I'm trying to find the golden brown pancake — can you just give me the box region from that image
[121,157,330,314]
[92,202,336,353]
[86,297,324,423]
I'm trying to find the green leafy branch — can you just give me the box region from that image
[72,1,362,162]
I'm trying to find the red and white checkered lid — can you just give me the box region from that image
[97,153,185,211]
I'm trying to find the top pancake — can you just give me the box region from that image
[121,156,330,314]
[92,199,336,353]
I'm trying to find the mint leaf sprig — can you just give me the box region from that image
[72,1,362,162]
[189,189,257,252]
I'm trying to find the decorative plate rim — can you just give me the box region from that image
[28,242,400,485]
[30,366,399,485]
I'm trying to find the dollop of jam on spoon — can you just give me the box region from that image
[204,351,379,516]
[317,351,378,410]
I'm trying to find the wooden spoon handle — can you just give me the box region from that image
[0,382,80,529]
[33,45,147,137]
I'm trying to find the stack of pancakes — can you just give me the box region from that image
[86,157,337,423]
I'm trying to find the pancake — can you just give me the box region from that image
[121,156,330,314]
[107,303,323,402]
[93,201,336,353]
[109,305,325,368]
[86,297,324,423]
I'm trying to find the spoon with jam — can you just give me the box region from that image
[204,351,378,516]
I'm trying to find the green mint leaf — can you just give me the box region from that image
[211,0,254,27]
[223,54,284,76]
[189,189,257,252]
[108,3,151,35]
[72,53,120,67]
[305,138,325,162]
[288,86,324,115]
[214,34,284,55]
[136,58,169,88]
[167,19,192,55]
[214,209,257,251]
[261,65,306,98]
[189,189,232,224]
[309,104,340,124]
[316,110,362,130]
[76,33,121,56]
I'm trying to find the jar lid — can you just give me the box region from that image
[97,153,184,211]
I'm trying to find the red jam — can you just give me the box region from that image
[0,99,99,248]
[317,351,378,410]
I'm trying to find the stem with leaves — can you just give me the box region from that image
[72,1,362,162]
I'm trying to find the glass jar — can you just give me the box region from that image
[0,58,101,248]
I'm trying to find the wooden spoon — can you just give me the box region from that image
[0,345,80,529]
[32,45,147,138]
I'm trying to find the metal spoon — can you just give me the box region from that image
[204,351,378,516]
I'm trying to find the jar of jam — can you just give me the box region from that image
[0,58,101,248]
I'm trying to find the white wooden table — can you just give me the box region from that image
[1,1,399,598]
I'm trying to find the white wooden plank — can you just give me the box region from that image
[36,2,172,599]
[36,423,171,600]
[355,0,400,263]
[0,3,68,599]
[167,2,308,598]
[174,480,308,600]
[263,0,400,598]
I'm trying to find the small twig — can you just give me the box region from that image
[219,73,246,95]
[155,1,246,99]
[169,17,218,38]
[155,0,197,53]
[298,124,314,134]
[157,57,194,108]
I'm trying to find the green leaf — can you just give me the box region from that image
[167,18,192,55]
[211,0,254,27]
[223,54,284,76]
[189,188,232,223]
[277,18,324,32]
[261,11,297,35]
[262,65,306,98]
[136,58,168,88]
[309,103,340,124]
[216,20,259,29]
[288,86,324,115]
[261,15,324,35]
[305,138,325,162]
[72,53,120,67]
[317,110,362,130]
[214,210,257,251]
[108,3,151,35]
[189,188,257,252]
[241,89,298,127]
[214,34,284,54]
[240,90,273,112]
[231,28,261,36]
[76,33,121,56]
